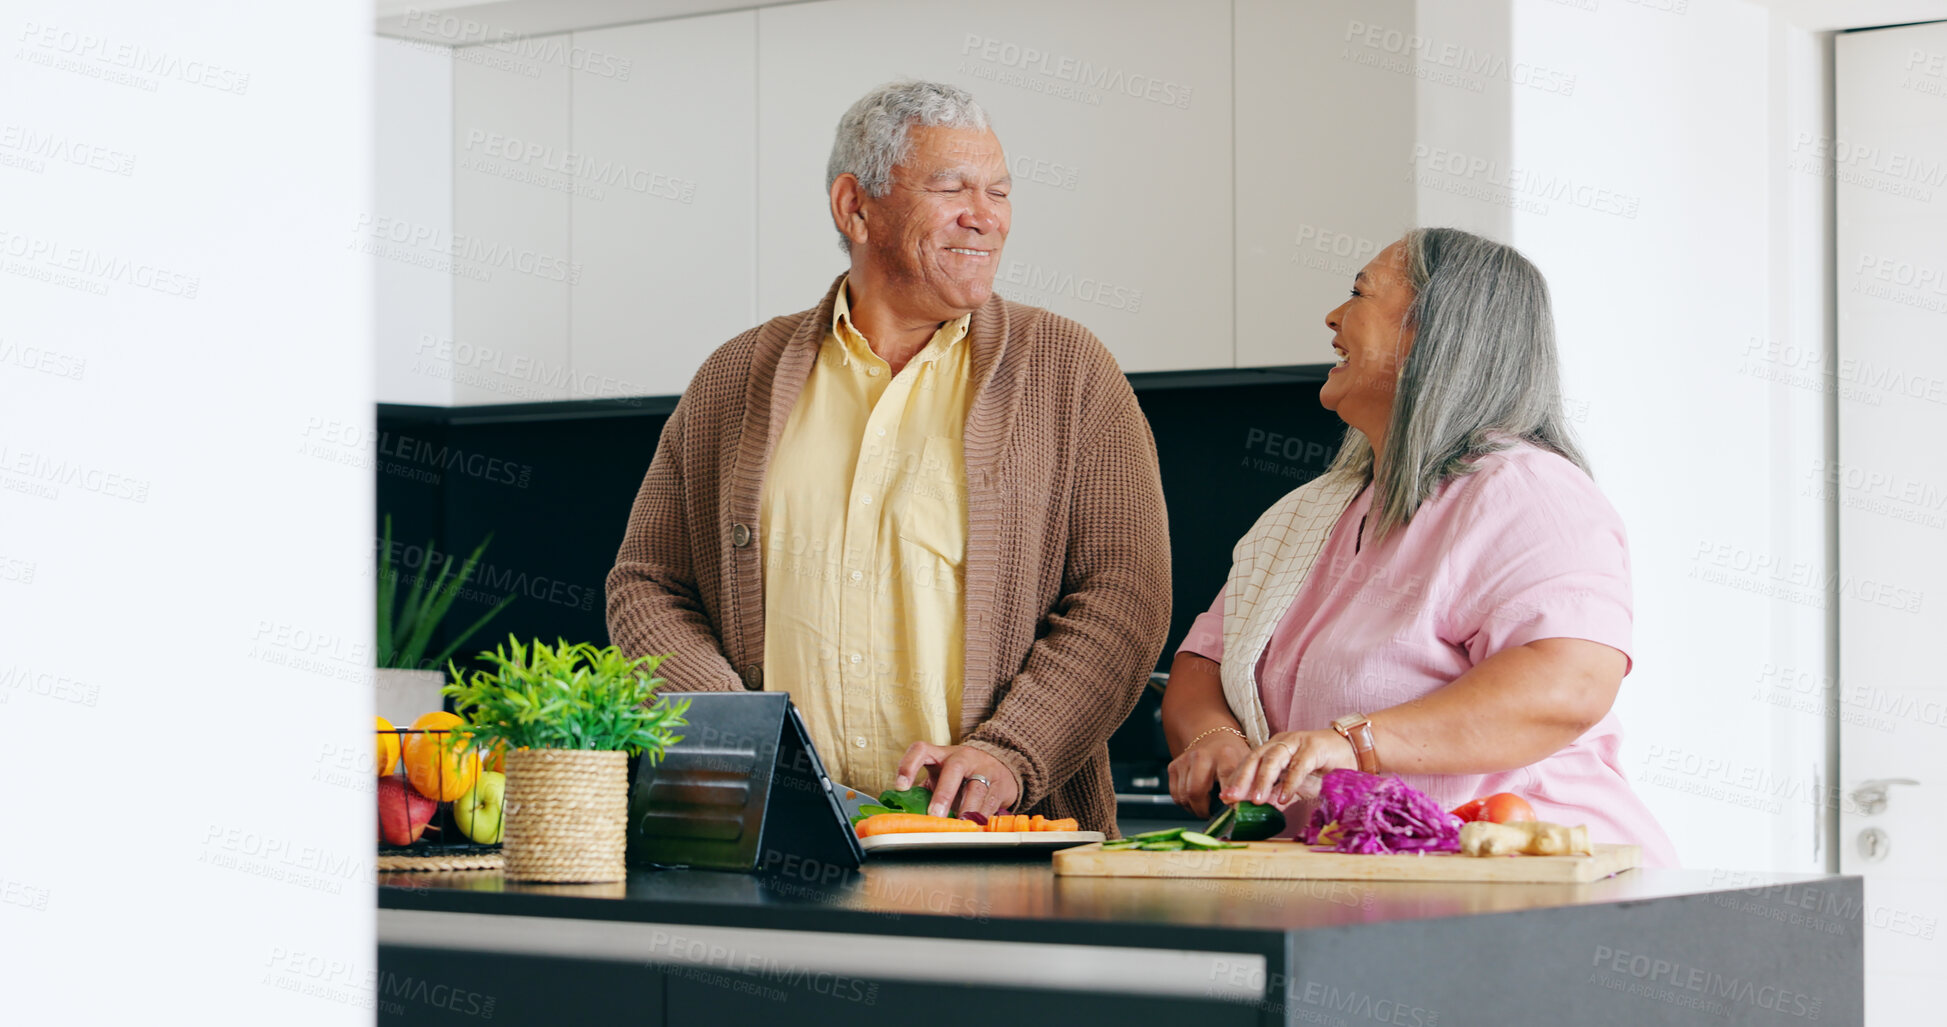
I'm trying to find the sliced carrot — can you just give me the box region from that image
[1048,818,1079,832]
[854,813,983,838]
[995,815,1016,833]
[1029,814,1047,832]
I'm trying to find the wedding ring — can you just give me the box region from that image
[966,774,993,788]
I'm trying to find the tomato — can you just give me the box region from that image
[1481,793,1536,824]
[1451,793,1536,823]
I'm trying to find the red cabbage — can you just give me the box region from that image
[1303,770,1462,854]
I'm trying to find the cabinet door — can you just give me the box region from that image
[374,37,455,406]
[1234,0,1414,368]
[755,0,1232,373]
[571,13,757,400]
[451,38,573,404]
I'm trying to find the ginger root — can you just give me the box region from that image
[1460,820,1593,857]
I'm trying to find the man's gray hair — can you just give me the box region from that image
[826,80,991,252]
[1326,227,1589,541]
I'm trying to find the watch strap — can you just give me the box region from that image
[1332,714,1380,774]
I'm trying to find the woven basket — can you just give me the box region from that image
[502,749,629,883]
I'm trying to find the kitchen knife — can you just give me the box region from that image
[832,782,881,823]
[1202,803,1237,838]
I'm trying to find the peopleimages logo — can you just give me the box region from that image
[959,34,1195,109]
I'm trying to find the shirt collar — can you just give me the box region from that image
[831,276,972,365]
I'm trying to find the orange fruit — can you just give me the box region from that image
[375,716,400,776]
[403,710,480,801]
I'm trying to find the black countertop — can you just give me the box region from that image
[380,855,1854,950]
[378,858,1865,1026]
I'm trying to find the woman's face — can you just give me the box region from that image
[1320,240,1416,435]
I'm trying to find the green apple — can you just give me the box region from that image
[453,770,506,844]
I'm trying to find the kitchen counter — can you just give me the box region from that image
[378,856,1862,1026]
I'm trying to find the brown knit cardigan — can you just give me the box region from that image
[606,274,1171,835]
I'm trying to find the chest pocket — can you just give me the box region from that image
[892,435,966,589]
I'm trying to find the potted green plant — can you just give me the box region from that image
[444,637,688,883]
[375,515,515,724]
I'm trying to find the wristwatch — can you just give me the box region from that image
[1330,713,1380,774]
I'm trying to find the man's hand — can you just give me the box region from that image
[1219,729,1359,807]
[894,742,1020,818]
[1167,733,1251,819]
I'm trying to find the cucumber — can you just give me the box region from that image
[1179,831,1228,850]
[1126,827,1186,843]
[1101,839,1143,850]
[1139,840,1187,851]
[1229,802,1288,842]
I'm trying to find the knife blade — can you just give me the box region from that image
[832,782,880,823]
[1202,803,1236,838]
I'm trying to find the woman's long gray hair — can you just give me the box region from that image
[1325,227,1587,541]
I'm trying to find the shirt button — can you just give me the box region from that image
[854,737,868,748]
[730,523,751,547]
[876,427,886,437]
[850,570,863,582]
[850,653,862,664]
[867,367,882,377]
[861,495,872,505]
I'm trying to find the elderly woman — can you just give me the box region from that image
[1161,227,1676,866]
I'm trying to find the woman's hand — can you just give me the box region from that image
[1167,733,1252,818]
[1221,729,1360,807]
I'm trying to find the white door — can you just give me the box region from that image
[1835,20,1947,1025]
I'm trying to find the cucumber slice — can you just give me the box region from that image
[1127,827,1186,842]
[1139,839,1187,851]
[1179,831,1227,850]
[1101,839,1143,850]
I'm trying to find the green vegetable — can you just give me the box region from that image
[1180,831,1227,850]
[877,786,934,816]
[1101,839,1143,850]
[1139,840,1187,851]
[1229,802,1287,842]
[848,804,896,826]
[1126,827,1186,843]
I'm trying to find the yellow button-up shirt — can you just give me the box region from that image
[759,280,972,795]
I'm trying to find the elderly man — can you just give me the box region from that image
[606,81,1169,833]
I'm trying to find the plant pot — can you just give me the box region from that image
[374,668,446,725]
[502,749,630,882]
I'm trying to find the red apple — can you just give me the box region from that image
[379,776,438,846]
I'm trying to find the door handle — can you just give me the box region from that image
[1850,778,1919,816]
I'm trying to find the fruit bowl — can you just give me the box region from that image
[376,719,504,857]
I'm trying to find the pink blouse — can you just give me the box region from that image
[1179,442,1678,866]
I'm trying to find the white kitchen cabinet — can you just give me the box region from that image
[451,37,573,404]
[1233,0,1415,368]
[754,0,1233,373]
[374,37,456,405]
[570,13,757,400]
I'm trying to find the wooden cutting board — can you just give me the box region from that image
[1052,841,1641,884]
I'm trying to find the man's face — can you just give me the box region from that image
[856,125,1011,319]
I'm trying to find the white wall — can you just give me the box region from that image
[0,0,373,1021]
[1502,0,1835,873]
